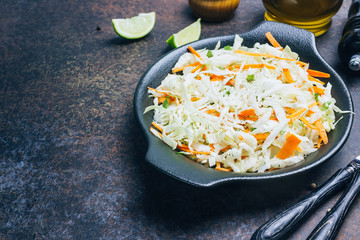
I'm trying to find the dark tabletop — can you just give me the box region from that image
[1,0,360,239]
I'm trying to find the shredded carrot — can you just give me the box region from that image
[158,96,166,104]
[309,86,325,95]
[253,133,269,141]
[210,74,226,81]
[238,109,256,117]
[191,97,201,101]
[282,68,294,83]
[220,145,232,152]
[243,64,276,70]
[205,109,220,117]
[306,110,314,117]
[234,49,267,57]
[308,102,318,109]
[234,50,298,62]
[152,122,163,132]
[215,162,232,172]
[188,46,202,59]
[191,64,203,73]
[307,69,330,78]
[297,61,308,67]
[172,61,200,73]
[299,117,317,130]
[265,167,281,172]
[284,107,296,114]
[239,116,259,121]
[315,120,328,145]
[265,32,283,50]
[147,87,168,95]
[308,75,325,85]
[177,144,211,155]
[276,134,302,159]
[150,127,162,138]
[287,108,307,121]
[225,79,236,86]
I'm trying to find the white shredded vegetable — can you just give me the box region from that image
[144,34,344,173]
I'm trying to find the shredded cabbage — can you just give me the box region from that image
[145,35,345,173]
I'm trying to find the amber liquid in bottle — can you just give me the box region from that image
[262,0,343,36]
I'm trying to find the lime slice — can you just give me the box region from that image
[112,12,156,39]
[166,19,201,48]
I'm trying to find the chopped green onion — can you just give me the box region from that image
[246,74,255,82]
[321,101,331,111]
[314,93,319,102]
[163,96,170,109]
[207,50,213,58]
[224,45,231,50]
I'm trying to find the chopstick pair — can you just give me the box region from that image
[251,155,360,240]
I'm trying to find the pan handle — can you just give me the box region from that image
[251,164,355,240]
[306,169,360,240]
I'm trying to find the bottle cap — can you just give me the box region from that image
[349,54,360,71]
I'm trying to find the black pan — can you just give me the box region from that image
[133,21,354,187]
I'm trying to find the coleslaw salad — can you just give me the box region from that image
[144,32,348,173]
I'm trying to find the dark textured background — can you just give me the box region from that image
[1,0,360,239]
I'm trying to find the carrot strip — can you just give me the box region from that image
[299,117,317,130]
[215,162,232,172]
[265,32,283,50]
[308,102,318,109]
[220,145,232,152]
[283,68,294,83]
[307,69,330,78]
[191,97,201,101]
[226,79,236,86]
[242,64,276,70]
[147,87,168,95]
[205,109,220,117]
[263,64,277,70]
[238,109,256,117]
[210,74,226,81]
[308,75,325,85]
[158,96,166,104]
[152,122,163,132]
[177,144,211,155]
[297,61,308,67]
[188,46,202,59]
[253,133,269,141]
[287,108,306,121]
[284,107,296,114]
[234,49,267,57]
[172,61,200,73]
[239,116,259,121]
[276,134,302,159]
[315,120,328,145]
[150,127,162,138]
[234,50,298,62]
[309,86,325,95]
[191,64,203,73]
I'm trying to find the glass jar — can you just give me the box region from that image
[189,0,240,21]
[262,0,343,36]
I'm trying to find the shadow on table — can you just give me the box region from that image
[137,154,313,230]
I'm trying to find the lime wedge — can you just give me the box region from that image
[166,19,201,48]
[112,12,156,39]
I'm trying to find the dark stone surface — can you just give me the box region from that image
[1,0,359,239]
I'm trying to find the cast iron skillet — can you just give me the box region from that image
[134,21,354,187]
